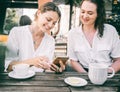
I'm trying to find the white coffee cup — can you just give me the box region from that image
[12,64,30,76]
[88,63,115,85]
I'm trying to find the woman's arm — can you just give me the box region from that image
[70,59,87,73]
[7,56,51,71]
[7,61,24,71]
[111,58,120,73]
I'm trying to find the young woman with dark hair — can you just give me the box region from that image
[67,0,120,73]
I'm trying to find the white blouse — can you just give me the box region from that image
[67,24,120,68]
[5,25,55,72]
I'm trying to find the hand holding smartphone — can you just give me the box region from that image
[53,57,68,67]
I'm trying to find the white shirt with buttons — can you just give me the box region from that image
[5,25,55,72]
[67,24,120,68]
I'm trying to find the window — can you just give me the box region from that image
[3,5,70,37]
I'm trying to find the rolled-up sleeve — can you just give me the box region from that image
[67,30,78,61]
[5,27,19,71]
[110,27,120,58]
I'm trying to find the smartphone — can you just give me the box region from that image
[53,57,68,67]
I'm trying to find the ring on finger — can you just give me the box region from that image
[56,67,59,72]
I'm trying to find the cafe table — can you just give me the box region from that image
[0,71,120,92]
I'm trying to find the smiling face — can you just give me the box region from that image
[80,1,97,26]
[36,10,59,33]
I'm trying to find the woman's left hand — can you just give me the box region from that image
[38,56,51,70]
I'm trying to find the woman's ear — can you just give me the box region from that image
[37,10,41,17]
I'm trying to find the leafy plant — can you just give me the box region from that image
[73,0,82,6]
[4,8,19,34]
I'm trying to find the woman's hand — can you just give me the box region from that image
[50,60,66,73]
[38,56,51,70]
[7,56,51,71]
[26,56,51,70]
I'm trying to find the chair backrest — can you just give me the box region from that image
[0,45,6,72]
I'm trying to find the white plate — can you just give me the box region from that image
[8,70,35,79]
[64,77,88,87]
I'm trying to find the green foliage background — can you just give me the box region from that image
[4,8,19,34]
[73,0,82,6]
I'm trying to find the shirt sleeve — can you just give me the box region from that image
[5,27,19,71]
[67,30,78,61]
[110,27,120,58]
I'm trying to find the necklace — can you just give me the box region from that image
[33,38,40,45]
[33,41,36,45]
[33,34,44,46]
[29,25,44,46]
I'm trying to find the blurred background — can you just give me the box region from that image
[0,0,120,35]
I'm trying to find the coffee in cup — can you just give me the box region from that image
[12,64,30,76]
[88,63,115,85]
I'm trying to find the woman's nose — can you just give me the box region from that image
[83,13,88,18]
[48,22,54,29]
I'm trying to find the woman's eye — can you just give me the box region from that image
[53,22,56,25]
[88,11,93,15]
[81,11,85,13]
[88,13,93,15]
[47,19,50,21]
[46,18,51,21]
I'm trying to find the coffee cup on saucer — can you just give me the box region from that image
[88,63,115,85]
[12,64,30,76]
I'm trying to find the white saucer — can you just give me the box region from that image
[64,77,88,87]
[8,70,35,79]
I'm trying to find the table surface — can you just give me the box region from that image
[0,71,120,92]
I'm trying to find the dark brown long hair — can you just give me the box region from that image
[80,0,106,37]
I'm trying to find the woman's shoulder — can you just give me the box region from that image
[104,23,118,36]
[45,33,55,42]
[104,24,116,31]
[10,25,29,33]
[68,26,81,35]
[8,26,30,39]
